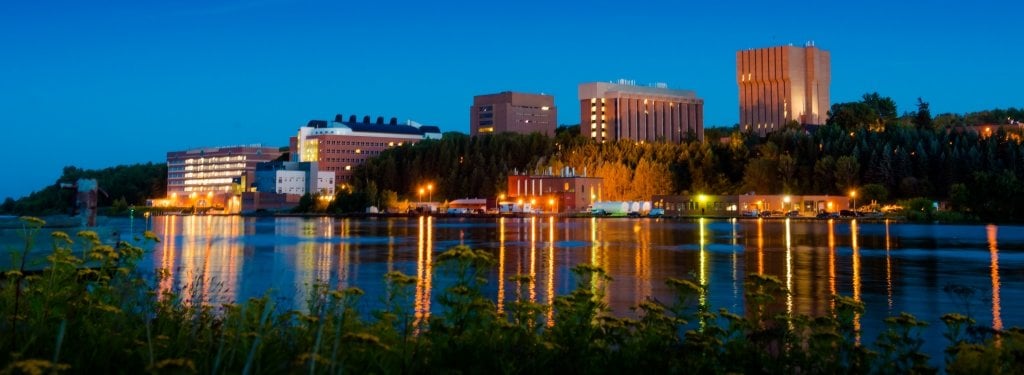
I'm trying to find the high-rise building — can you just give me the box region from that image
[165,144,282,211]
[289,114,442,183]
[470,92,556,136]
[578,80,704,143]
[737,43,831,135]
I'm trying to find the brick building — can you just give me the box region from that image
[470,92,556,136]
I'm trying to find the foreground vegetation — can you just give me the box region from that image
[2,217,1022,374]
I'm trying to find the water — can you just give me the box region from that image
[6,215,1022,361]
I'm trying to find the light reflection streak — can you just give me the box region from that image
[828,219,835,310]
[988,225,1002,332]
[699,218,707,311]
[731,218,738,307]
[498,217,506,314]
[414,216,433,325]
[785,218,792,317]
[885,220,893,312]
[529,216,537,303]
[547,216,555,325]
[851,219,861,343]
[757,218,764,274]
[158,215,178,296]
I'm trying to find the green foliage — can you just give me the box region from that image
[3,232,1022,373]
[6,163,166,215]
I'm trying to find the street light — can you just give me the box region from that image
[850,190,857,213]
[548,197,556,213]
[427,183,433,203]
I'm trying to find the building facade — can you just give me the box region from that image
[290,114,442,182]
[653,194,851,217]
[578,80,704,143]
[254,161,336,196]
[737,43,831,135]
[470,92,557,136]
[505,167,602,213]
[165,145,281,210]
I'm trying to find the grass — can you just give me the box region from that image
[2,216,1022,374]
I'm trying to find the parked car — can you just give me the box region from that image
[759,210,781,218]
[626,211,641,218]
[591,208,609,216]
[839,209,861,218]
[785,210,800,217]
[648,208,665,218]
[816,212,839,219]
[741,210,759,218]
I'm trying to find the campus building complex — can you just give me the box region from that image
[504,167,602,213]
[164,145,282,211]
[470,92,557,136]
[578,80,704,143]
[737,43,831,135]
[289,114,442,182]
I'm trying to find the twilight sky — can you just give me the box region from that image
[2,0,1021,200]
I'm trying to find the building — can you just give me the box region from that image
[254,161,335,196]
[165,144,282,211]
[290,114,442,182]
[578,80,704,143]
[470,92,557,136]
[737,43,831,135]
[653,194,851,217]
[505,167,602,213]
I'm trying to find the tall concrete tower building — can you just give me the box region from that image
[737,43,830,135]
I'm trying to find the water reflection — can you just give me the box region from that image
[988,224,1001,332]
[415,216,433,324]
[145,215,1024,349]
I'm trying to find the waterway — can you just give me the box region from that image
[4,215,1023,362]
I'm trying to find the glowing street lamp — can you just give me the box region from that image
[427,183,433,203]
[850,190,857,213]
[418,188,425,202]
[548,197,556,213]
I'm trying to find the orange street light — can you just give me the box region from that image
[427,183,433,203]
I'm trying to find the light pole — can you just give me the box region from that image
[427,183,433,203]
[850,190,857,213]
[418,188,425,211]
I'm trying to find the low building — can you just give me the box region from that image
[653,194,851,217]
[254,161,335,196]
[165,144,282,212]
[505,167,602,213]
[290,114,442,183]
[240,191,303,213]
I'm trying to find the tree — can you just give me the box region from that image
[632,159,674,200]
[861,92,897,129]
[0,197,14,213]
[834,156,860,192]
[861,183,889,205]
[912,98,933,131]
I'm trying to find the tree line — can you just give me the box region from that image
[1,163,167,215]
[347,95,1022,221]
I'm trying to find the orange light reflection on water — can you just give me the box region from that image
[988,225,1002,332]
[851,219,861,343]
[497,217,506,314]
[414,216,433,325]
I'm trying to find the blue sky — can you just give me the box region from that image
[2,0,1021,200]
